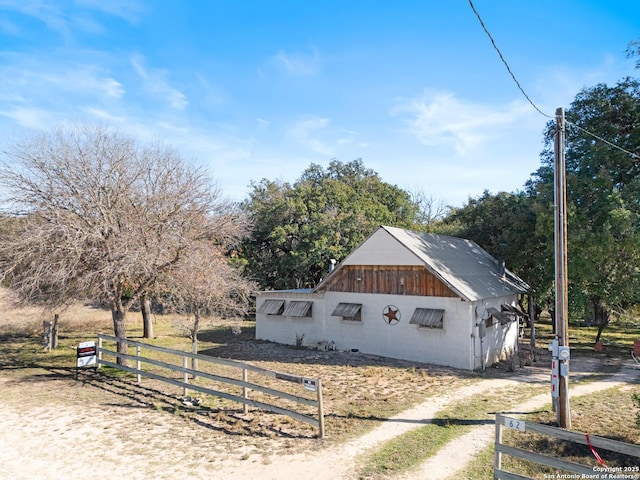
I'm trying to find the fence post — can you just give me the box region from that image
[97,335,103,369]
[136,344,141,383]
[43,320,52,351]
[51,314,59,349]
[192,342,198,381]
[495,414,503,475]
[317,378,325,439]
[243,368,249,414]
[183,355,189,396]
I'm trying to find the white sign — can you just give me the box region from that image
[76,341,97,368]
[303,378,317,392]
[504,417,526,432]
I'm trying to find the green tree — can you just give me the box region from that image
[528,77,640,337]
[439,190,551,344]
[241,159,419,290]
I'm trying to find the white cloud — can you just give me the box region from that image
[74,0,146,24]
[0,0,144,38]
[131,54,188,110]
[82,107,125,123]
[0,106,59,129]
[0,62,124,101]
[271,47,320,76]
[256,118,270,130]
[285,115,357,156]
[286,116,333,155]
[392,90,532,154]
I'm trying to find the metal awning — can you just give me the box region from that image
[283,301,313,317]
[256,299,285,315]
[501,303,527,317]
[487,307,512,325]
[409,308,444,328]
[331,303,362,319]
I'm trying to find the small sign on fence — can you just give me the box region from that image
[303,378,317,392]
[503,416,526,432]
[76,341,97,368]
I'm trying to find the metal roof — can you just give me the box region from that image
[378,226,529,301]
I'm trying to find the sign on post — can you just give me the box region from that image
[76,341,97,368]
[303,378,317,392]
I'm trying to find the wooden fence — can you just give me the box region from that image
[96,333,325,438]
[495,413,640,479]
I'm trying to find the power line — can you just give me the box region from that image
[566,120,640,159]
[467,0,552,119]
[468,0,639,161]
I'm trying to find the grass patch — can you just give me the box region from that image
[531,317,639,360]
[359,421,467,478]
[458,385,640,479]
[357,383,547,478]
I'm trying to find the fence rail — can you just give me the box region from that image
[494,413,640,479]
[96,333,325,438]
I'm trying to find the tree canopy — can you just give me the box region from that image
[529,78,640,322]
[446,76,640,325]
[241,159,420,290]
[434,68,640,330]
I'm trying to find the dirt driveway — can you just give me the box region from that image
[1,350,635,480]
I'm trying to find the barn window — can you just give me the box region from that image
[256,299,285,315]
[487,307,511,325]
[331,303,362,322]
[409,308,444,329]
[283,301,313,318]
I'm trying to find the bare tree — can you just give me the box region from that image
[165,240,255,362]
[410,188,450,226]
[0,124,244,364]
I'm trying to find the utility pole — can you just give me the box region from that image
[553,107,571,428]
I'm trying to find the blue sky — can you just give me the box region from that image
[0,1,638,207]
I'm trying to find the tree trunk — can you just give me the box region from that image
[51,313,59,350]
[594,301,610,344]
[111,305,128,366]
[191,311,201,373]
[528,294,537,360]
[141,293,154,339]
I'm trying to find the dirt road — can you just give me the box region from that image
[0,357,636,480]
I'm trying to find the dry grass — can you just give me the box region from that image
[0,290,482,454]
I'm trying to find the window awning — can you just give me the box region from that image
[256,299,285,315]
[409,308,444,328]
[283,301,313,317]
[331,303,362,319]
[501,304,527,317]
[487,307,512,325]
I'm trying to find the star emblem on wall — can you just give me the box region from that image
[383,305,401,325]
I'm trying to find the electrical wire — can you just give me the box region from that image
[468,0,639,160]
[566,120,640,159]
[467,0,552,119]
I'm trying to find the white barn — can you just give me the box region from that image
[255,226,529,370]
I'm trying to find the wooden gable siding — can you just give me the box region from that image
[319,265,459,297]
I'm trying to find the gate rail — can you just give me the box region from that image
[495,413,640,479]
[97,333,325,438]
